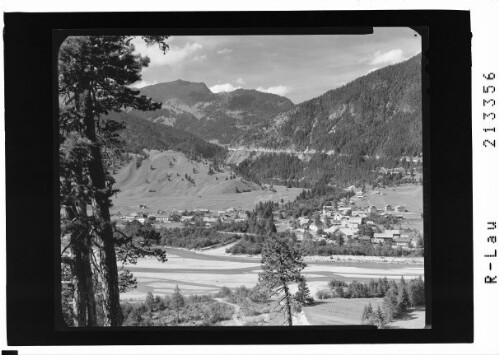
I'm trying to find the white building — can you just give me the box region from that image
[203,217,218,224]
[338,227,358,239]
[338,207,352,215]
[324,226,338,234]
[372,229,401,244]
[298,217,310,226]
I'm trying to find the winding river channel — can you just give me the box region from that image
[123,248,424,299]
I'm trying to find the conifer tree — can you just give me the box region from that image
[258,233,306,326]
[171,285,185,324]
[145,292,155,312]
[374,304,386,329]
[59,35,169,326]
[397,284,411,313]
[407,276,425,307]
[382,287,400,322]
[294,277,314,305]
[361,302,374,324]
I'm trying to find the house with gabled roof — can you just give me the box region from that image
[393,236,412,249]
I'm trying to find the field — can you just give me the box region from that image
[353,184,424,232]
[354,185,423,214]
[302,298,425,328]
[387,307,426,329]
[111,185,302,215]
[303,298,383,325]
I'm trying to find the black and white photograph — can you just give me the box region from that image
[58,29,426,329]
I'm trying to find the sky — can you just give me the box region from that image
[131,28,421,104]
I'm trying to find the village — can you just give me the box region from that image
[112,184,423,253]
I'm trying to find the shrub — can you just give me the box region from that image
[215,286,233,298]
[328,279,348,289]
[250,285,271,303]
[315,289,333,300]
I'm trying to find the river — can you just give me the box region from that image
[123,248,424,300]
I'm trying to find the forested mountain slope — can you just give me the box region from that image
[105,111,226,159]
[239,54,422,158]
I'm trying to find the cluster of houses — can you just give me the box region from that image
[114,207,249,228]
[112,195,420,250]
[286,199,419,250]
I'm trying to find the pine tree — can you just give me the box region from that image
[117,267,137,293]
[407,276,425,307]
[399,276,407,288]
[375,305,386,329]
[258,233,306,326]
[59,35,169,326]
[60,137,97,326]
[294,277,314,305]
[170,285,185,324]
[266,214,277,233]
[397,284,411,314]
[145,292,155,312]
[361,302,374,324]
[382,287,399,322]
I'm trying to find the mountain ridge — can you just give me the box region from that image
[238,53,422,157]
[129,53,421,159]
[131,80,295,144]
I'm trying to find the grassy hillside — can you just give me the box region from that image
[114,150,259,199]
[111,150,304,214]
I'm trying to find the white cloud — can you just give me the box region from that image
[217,48,233,55]
[256,85,291,96]
[193,54,207,62]
[209,83,241,93]
[129,80,158,89]
[235,77,245,85]
[369,49,406,66]
[133,38,203,67]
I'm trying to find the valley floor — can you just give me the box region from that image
[195,242,423,264]
[111,184,302,215]
[119,247,424,327]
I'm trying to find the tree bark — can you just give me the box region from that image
[63,204,96,326]
[283,283,293,326]
[70,239,87,327]
[82,90,123,326]
[75,202,97,326]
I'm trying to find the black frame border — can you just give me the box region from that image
[4,10,472,345]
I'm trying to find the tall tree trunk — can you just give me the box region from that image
[70,239,88,327]
[82,91,123,326]
[81,244,97,325]
[283,283,293,326]
[75,201,97,326]
[63,204,96,326]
